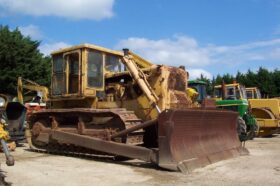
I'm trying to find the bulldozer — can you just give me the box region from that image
[26,43,246,172]
[245,87,280,137]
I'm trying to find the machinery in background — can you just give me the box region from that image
[17,77,48,121]
[0,77,48,143]
[26,43,246,173]
[188,80,249,141]
[0,93,26,143]
[187,80,207,104]
[0,94,15,166]
[214,82,257,141]
[245,87,280,137]
[245,87,262,99]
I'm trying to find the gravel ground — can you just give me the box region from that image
[0,135,279,186]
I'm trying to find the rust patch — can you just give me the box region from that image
[168,67,187,91]
[170,90,193,108]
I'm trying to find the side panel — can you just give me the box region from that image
[216,99,248,117]
[249,99,280,118]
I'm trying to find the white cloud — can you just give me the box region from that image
[207,38,280,65]
[0,0,115,20]
[18,25,43,40]
[188,69,212,80]
[39,42,70,56]
[116,36,210,67]
[116,35,280,78]
[17,25,70,56]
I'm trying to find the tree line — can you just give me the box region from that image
[197,68,280,98]
[0,25,51,95]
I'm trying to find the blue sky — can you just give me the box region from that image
[0,0,279,79]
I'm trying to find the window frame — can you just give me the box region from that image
[105,54,124,73]
[51,54,66,96]
[86,49,105,91]
[63,50,81,96]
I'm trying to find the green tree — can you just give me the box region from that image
[0,25,51,95]
[243,69,258,88]
[236,71,246,85]
[272,69,280,97]
[222,73,235,84]
[256,67,273,97]
[214,74,223,85]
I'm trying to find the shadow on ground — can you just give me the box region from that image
[23,148,170,172]
[0,169,12,186]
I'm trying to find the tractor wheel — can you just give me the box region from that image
[237,117,247,142]
[247,124,258,140]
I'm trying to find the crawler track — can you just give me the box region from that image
[26,108,143,159]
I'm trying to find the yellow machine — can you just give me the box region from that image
[17,77,49,104]
[0,95,15,166]
[26,44,245,172]
[0,78,48,145]
[246,87,280,136]
[0,122,16,151]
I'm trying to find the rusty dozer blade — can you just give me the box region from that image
[157,109,248,173]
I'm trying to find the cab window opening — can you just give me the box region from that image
[105,55,124,72]
[87,50,103,88]
[52,54,65,95]
[68,53,79,94]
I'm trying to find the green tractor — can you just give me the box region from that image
[188,80,257,141]
[214,82,257,140]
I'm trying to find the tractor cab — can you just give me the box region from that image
[214,82,249,116]
[214,83,247,100]
[188,80,207,103]
[245,87,261,99]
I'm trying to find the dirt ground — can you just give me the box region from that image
[0,135,280,186]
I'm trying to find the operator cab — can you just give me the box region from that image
[246,87,261,99]
[188,80,207,103]
[51,44,125,99]
[214,83,247,100]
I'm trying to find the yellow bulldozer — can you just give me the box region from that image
[25,43,246,173]
[245,87,280,136]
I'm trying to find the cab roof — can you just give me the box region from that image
[188,80,207,85]
[214,83,240,88]
[245,87,258,90]
[51,43,124,57]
